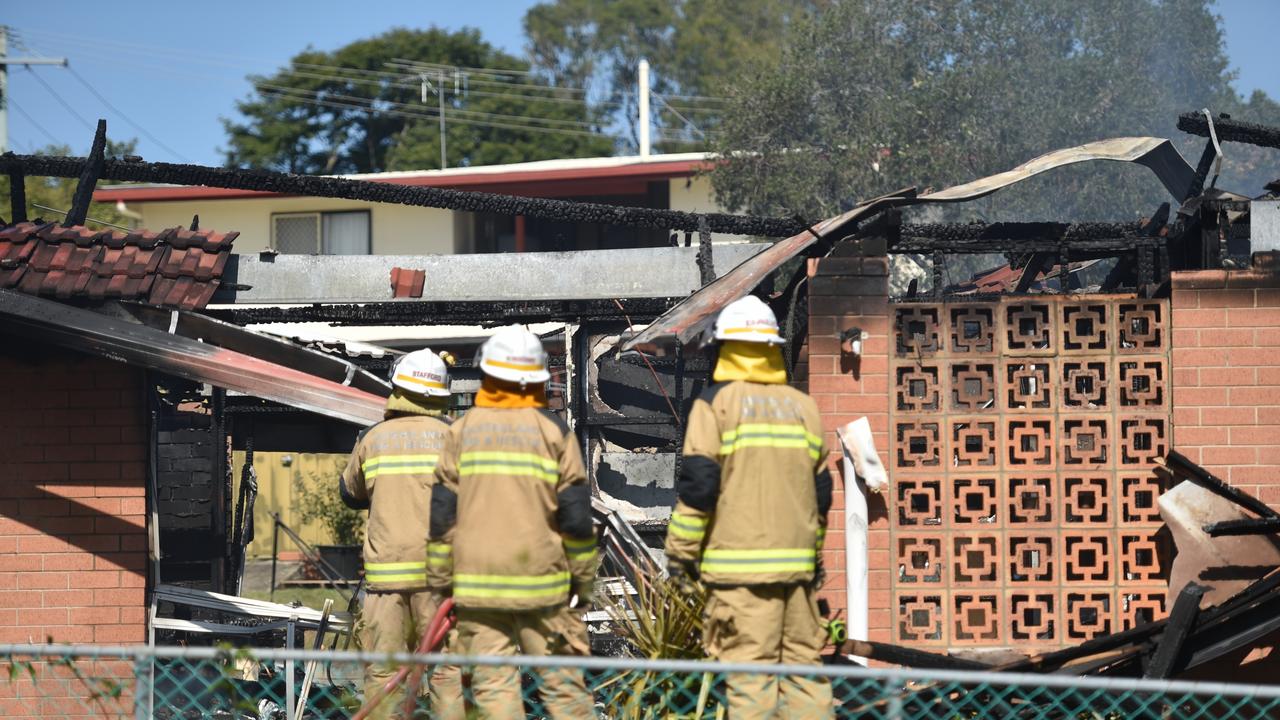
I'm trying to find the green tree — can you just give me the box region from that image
[524,0,804,151]
[222,27,613,174]
[1,140,138,228]
[708,0,1273,224]
[1217,90,1280,195]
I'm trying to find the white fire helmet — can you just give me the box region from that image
[713,295,785,345]
[391,348,452,398]
[478,325,551,385]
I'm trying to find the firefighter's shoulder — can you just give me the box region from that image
[693,381,731,407]
[535,407,571,437]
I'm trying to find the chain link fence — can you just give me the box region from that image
[3,644,1280,719]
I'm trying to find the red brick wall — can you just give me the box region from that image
[0,349,148,644]
[1171,267,1280,513]
[806,252,891,641]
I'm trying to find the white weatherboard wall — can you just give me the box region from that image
[133,197,455,255]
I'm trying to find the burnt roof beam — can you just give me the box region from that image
[1144,582,1206,679]
[63,119,106,228]
[7,169,25,223]
[893,235,1164,254]
[1179,112,1280,151]
[0,153,806,238]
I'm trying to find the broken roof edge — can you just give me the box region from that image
[622,137,1195,353]
[0,288,385,425]
[94,152,713,202]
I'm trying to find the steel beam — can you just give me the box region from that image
[214,244,767,304]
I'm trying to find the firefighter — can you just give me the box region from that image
[665,295,835,719]
[429,325,598,720]
[340,348,464,719]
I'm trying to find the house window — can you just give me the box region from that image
[271,211,370,254]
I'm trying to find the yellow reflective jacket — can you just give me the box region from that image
[340,414,451,592]
[664,380,831,586]
[429,407,597,610]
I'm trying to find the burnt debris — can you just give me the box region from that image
[1179,112,1280,151]
[0,145,807,239]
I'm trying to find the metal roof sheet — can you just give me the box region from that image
[622,137,1196,353]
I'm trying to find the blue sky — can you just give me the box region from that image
[2,0,1277,165]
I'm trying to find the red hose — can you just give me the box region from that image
[351,597,456,720]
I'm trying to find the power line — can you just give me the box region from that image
[8,98,62,146]
[272,68,604,110]
[24,66,95,132]
[13,26,273,74]
[256,86,607,140]
[15,26,680,119]
[29,43,243,85]
[62,65,192,162]
[285,65,625,110]
[385,60,593,96]
[389,57,540,79]
[255,82,602,131]
[264,88,605,140]
[8,136,32,153]
[655,91,730,103]
[652,93,706,140]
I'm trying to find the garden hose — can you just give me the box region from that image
[351,597,455,720]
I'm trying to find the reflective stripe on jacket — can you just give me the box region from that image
[665,381,828,586]
[340,415,450,591]
[431,407,596,610]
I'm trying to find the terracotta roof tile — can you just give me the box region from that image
[390,267,426,298]
[0,221,237,309]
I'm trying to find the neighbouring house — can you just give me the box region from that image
[93,153,733,255]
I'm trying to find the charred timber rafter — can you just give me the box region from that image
[1204,517,1280,537]
[1164,450,1280,521]
[1144,582,1206,679]
[0,153,807,238]
[896,220,1152,244]
[206,297,679,327]
[1179,112,1280,151]
[894,235,1165,254]
[7,170,26,223]
[64,120,107,228]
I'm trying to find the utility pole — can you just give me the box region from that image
[637,58,651,157]
[420,70,447,169]
[437,69,446,169]
[0,26,69,153]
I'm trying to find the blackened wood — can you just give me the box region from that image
[64,119,107,228]
[1166,450,1280,520]
[1145,582,1205,678]
[1204,517,1280,537]
[7,170,26,223]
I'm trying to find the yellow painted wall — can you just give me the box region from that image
[125,177,736,255]
[231,450,357,558]
[134,197,456,255]
[668,176,747,243]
